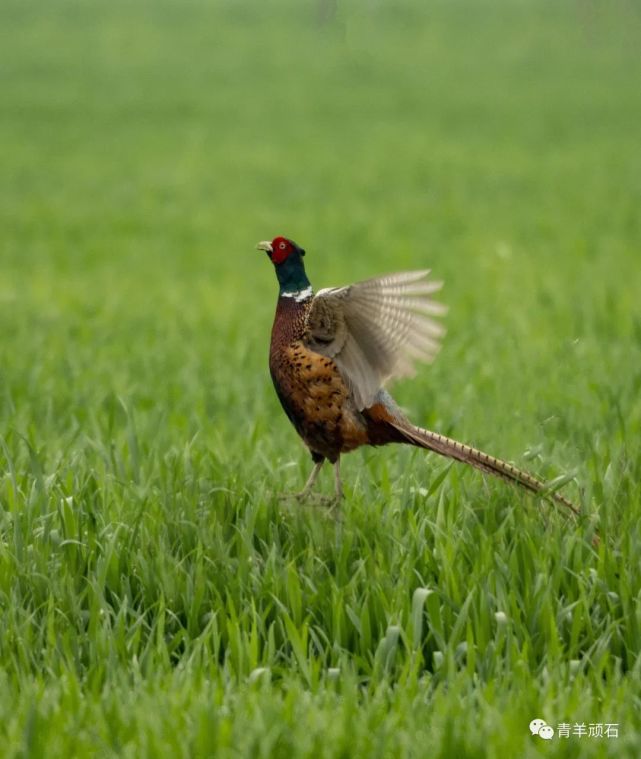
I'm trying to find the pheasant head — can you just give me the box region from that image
[257,236,311,298]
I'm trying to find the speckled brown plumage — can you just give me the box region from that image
[269,296,373,464]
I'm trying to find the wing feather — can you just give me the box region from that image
[305,270,446,409]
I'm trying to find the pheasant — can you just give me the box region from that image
[257,235,579,516]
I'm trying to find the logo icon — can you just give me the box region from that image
[530,719,555,740]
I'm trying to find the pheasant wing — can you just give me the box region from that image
[304,270,446,410]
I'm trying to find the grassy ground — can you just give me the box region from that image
[1,0,641,756]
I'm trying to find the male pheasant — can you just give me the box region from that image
[257,235,579,516]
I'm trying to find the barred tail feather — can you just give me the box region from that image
[398,423,580,516]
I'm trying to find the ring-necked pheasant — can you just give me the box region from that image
[257,235,579,516]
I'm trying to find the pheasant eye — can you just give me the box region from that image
[279,242,286,250]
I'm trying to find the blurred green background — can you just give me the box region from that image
[1,1,641,756]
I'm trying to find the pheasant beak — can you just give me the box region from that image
[256,241,273,253]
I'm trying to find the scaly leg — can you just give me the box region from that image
[333,457,343,501]
[278,460,324,502]
[279,457,342,508]
[299,460,324,498]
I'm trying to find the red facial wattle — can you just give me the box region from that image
[270,237,293,265]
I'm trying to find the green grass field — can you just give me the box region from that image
[2,0,641,756]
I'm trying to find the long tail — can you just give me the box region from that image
[395,422,580,516]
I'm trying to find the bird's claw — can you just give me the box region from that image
[278,491,336,505]
[277,491,342,519]
[277,491,309,502]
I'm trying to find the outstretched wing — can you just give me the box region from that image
[304,270,446,410]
